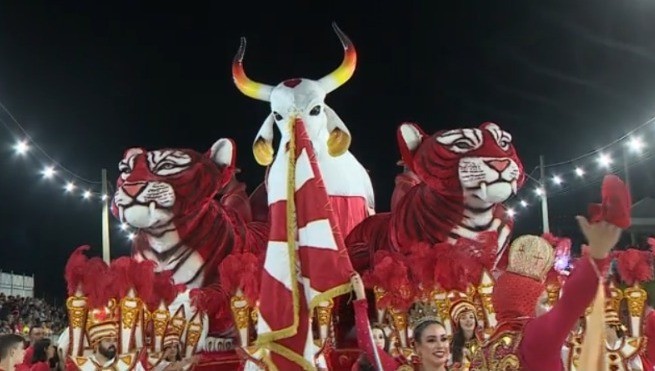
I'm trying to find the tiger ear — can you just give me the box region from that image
[209,138,236,168]
[397,122,426,171]
[209,138,237,188]
[123,148,144,159]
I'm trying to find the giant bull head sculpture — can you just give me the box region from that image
[232,23,355,166]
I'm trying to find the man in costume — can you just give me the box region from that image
[470,176,628,370]
[65,301,146,371]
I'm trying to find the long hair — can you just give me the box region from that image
[31,337,58,367]
[357,323,390,371]
[451,329,466,363]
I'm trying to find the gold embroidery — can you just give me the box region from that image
[230,295,251,330]
[624,285,647,317]
[315,299,334,327]
[152,308,170,337]
[120,297,141,329]
[66,296,88,329]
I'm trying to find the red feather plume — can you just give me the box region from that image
[406,242,437,289]
[363,251,414,311]
[144,271,181,312]
[452,231,498,285]
[82,257,114,308]
[109,258,157,300]
[189,284,230,318]
[218,252,262,307]
[615,248,654,286]
[64,245,91,296]
[588,175,631,229]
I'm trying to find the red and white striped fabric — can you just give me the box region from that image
[256,118,355,370]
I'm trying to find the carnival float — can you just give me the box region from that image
[56,23,655,371]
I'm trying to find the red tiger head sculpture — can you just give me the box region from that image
[397,122,525,208]
[111,139,236,245]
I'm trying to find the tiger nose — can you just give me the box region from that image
[485,159,510,173]
[122,182,147,198]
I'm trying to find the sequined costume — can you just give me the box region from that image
[469,235,610,371]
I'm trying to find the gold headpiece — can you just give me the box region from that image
[449,300,477,324]
[86,299,119,346]
[506,235,555,281]
[408,302,441,331]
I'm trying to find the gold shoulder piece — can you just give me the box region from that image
[120,354,134,365]
[75,356,88,366]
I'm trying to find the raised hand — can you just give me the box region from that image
[575,216,622,259]
[350,272,366,300]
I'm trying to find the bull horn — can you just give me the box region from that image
[317,23,357,94]
[232,37,274,101]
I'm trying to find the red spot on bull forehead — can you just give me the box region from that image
[283,78,302,88]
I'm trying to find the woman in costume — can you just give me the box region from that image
[448,300,480,365]
[350,273,457,371]
[352,323,391,371]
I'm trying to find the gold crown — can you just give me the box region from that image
[506,235,555,281]
[86,299,119,346]
[408,302,441,331]
[449,300,477,324]
[163,306,187,349]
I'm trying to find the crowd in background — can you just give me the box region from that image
[0,294,66,338]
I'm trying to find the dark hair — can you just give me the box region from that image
[31,338,51,364]
[0,333,25,359]
[451,329,466,363]
[356,353,376,371]
[356,324,390,371]
[413,319,444,345]
[29,324,43,335]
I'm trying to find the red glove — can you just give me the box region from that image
[588,175,631,228]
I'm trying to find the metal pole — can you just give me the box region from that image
[623,148,636,244]
[101,169,111,263]
[539,155,550,234]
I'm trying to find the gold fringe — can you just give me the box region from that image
[256,117,355,370]
[256,118,302,348]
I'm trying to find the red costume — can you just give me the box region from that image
[470,235,610,370]
[352,299,402,370]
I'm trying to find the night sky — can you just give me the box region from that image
[0,1,654,301]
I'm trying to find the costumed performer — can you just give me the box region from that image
[449,300,481,366]
[469,224,620,369]
[65,301,145,371]
[470,173,630,370]
[564,298,651,370]
[350,273,462,371]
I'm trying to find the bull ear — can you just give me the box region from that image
[397,122,426,171]
[324,105,351,156]
[253,113,275,166]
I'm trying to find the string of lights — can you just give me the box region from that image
[504,116,655,219]
[2,97,654,237]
